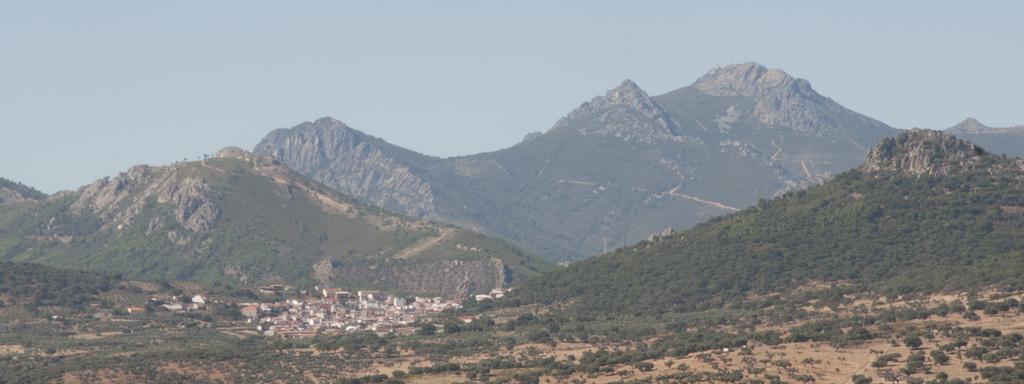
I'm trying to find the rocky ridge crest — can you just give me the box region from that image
[860,129,1003,176]
[551,80,677,142]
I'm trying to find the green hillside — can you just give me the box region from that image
[510,129,1024,314]
[0,150,550,297]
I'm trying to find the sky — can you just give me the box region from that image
[1,1,1022,193]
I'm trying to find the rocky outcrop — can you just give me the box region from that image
[215,146,253,161]
[551,80,677,142]
[71,164,219,234]
[254,117,438,218]
[861,129,990,176]
[693,62,890,138]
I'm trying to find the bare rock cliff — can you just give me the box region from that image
[254,117,438,218]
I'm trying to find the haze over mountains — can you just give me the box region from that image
[256,62,904,261]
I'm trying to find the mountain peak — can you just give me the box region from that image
[947,117,1024,135]
[693,62,815,98]
[861,129,988,176]
[605,79,645,102]
[549,79,674,140]
[310,116,351,130]
[947,117,990,133]
[591,79,660,113]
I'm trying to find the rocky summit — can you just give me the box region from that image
[861,129,991,176]
[256,62,900,261]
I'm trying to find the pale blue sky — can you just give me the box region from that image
[2,1,1021,193]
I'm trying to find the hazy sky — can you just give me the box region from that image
[2,1,1022,193]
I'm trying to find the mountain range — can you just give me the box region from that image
[510,129,1024,313]
[0,148,549,297]
[3,61,1023,294]
[255,63,909,261]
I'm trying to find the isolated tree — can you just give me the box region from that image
[930,349,950,365]
[417,323,436,336]
[903,335,923,350]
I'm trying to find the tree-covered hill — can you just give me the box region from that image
[0,149,550,297]
[0,177,46,205]
[509,129,1024,314]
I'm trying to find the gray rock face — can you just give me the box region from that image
[255,62,900,261]
[693,62,890,139]
[71,165,220,234]
[255,117,439,218]
[862,129,990,176]
[552,79,676,142]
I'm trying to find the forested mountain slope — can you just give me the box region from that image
[509,129,1024,313]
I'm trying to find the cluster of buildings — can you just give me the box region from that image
[243,288,463,337]
[123,294,208,315]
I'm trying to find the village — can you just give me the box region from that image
[237,286,510,338]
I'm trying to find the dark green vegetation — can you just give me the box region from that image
[511,130,1024,314]
[0,151,550,296]
[256,62,897,262]
[0,261,114,309]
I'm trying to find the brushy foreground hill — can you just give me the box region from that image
[255,62,898,262]
[0,148,550,297]
[509,129,1024,314]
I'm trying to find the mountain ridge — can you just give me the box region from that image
[256,62,902,261]
[0,148,550,297]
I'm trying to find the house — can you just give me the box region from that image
[191,295,206,305]
[241,304,260,319]
[392,296,407,307]
[259,284,285,295]
[456,315,477,324]
[358,290,383,302]
[126,307,146,314]
[162,303,183,311]
[474,294,493,302]
[489,288,507,299]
